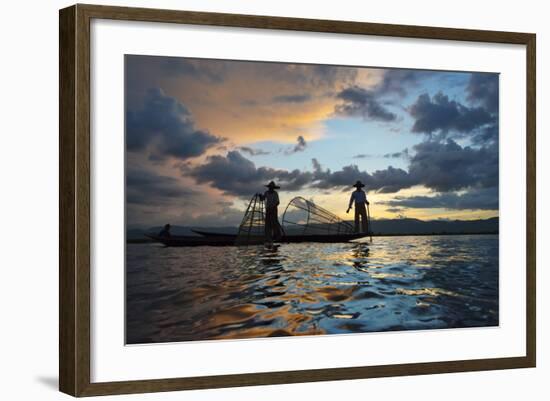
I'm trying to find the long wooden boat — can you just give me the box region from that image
[145,234,235,247]
[191,229,237,238]
[282,233,366,243]
[145,195,372,247]
[147,232,367,247]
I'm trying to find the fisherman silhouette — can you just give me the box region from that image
[346,181,370,233]
[158,223,171,238]
[258,181,282,245]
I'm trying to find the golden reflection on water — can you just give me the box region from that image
[126,235,499,343]
[395,288,459,297]
[369,272,414,279]
[206,304,259,326]
[209,304,326,340]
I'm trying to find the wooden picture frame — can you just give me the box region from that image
[59,3,536,397]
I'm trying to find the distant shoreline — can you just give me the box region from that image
[370,231,498,237]
[127,231,498,244]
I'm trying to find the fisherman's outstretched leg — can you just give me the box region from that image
[361,206,368,233]
[356,204,367,233]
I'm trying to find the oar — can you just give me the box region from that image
[367,202,373,243]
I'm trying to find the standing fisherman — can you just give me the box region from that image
[346,180,370,233]
[259,181,282,245]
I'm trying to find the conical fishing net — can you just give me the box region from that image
[235,194,267,245]
[282,197,354,236]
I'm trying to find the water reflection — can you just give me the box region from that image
[126,235,498,344]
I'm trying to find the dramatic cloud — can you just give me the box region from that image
[186,137,498,200]
[285,136,307,154]
[334,69,439,122]
[126,168,197,206]
[335,86,397,122]
[310,139,497,194]
[310,160,371,189]
[125,56,500,226]
[186,151,314,196]
[409,92,493,135]
[126,88,223,160]
[384,187,498,211]
[407,139,498,192]
[307,64,361,88]
[161,58,224,82]
[464,73,499,145]
[467,73,499,113]
[472,123,499,145]
[237,146,271,156]
[272,94,312,103]
[369,166,415,193]
[376,69,433,97]
[310,159,413,194]
[335,72,499,145]
[126,56,382,146]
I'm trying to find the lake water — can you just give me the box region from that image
[126,235,498,344]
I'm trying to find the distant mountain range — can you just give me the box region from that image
[366,217,498,235]
[127,217,498,241]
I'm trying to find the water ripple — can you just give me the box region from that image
[126,235,499,344]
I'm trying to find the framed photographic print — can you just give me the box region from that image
[59,4,536,397]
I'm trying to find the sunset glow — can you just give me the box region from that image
[125,55,499,228]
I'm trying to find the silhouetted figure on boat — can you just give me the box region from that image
[259,181,282,244]
[158,224,171,238]
[346,181,370,233]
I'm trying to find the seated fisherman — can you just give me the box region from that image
[158,223,171,238]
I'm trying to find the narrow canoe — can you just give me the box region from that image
[145,234,235,247]
[146,232,367,247]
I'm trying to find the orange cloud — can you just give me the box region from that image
[159,60,383,145]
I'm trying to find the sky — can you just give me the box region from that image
[125,55,499,228]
